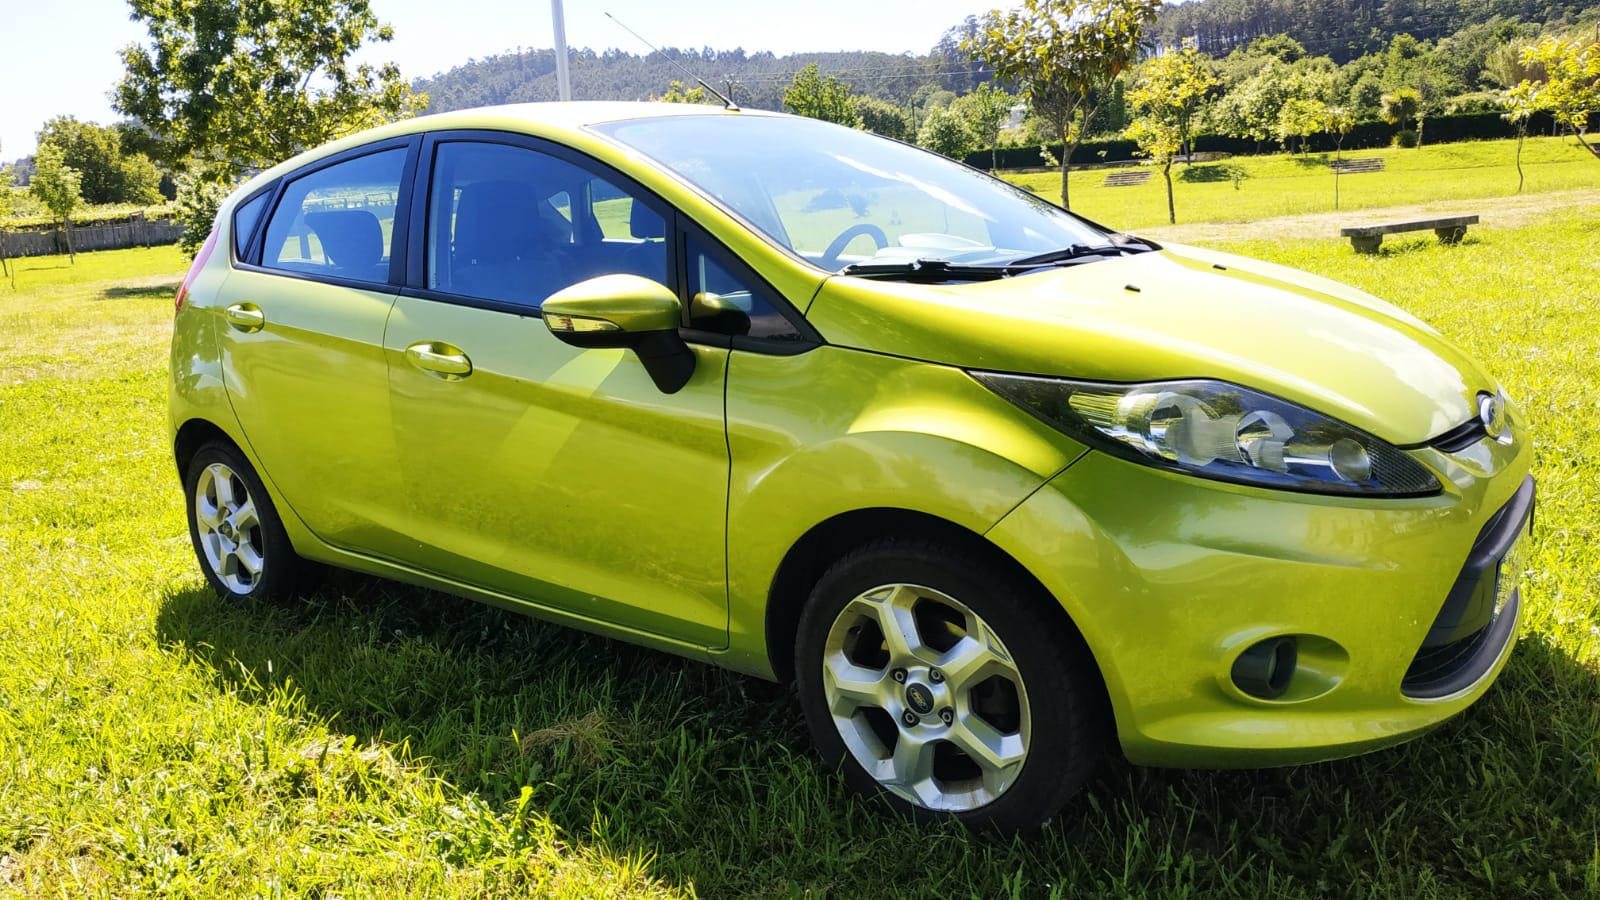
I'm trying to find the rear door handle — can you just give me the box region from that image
[405,341,472,380]
[223,303,265,332]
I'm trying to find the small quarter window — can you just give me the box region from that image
[260,148,406,285]
[232,190,271,260]
[687,235,804,341]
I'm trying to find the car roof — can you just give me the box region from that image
[248,101,780,188]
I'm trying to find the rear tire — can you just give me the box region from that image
[183,441,309,603]
[794,537,1107,831]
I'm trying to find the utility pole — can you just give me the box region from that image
[551,0,572,101]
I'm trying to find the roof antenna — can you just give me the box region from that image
[603,11,740,110]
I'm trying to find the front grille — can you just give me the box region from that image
[1427,418,1488,454]
[1401,476,1534,699]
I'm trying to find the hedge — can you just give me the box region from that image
[967,110,1597,170]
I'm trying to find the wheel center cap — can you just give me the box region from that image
[904,681,936,716]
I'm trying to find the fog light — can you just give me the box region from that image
[1232,636,1298,700]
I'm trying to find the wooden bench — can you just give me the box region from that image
[1102,171,1151,187]
[1331,157,1385,173]
[1340,214,1478,253]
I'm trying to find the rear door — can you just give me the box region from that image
[217,139,418,552]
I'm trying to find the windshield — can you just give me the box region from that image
[592,114,1108,272]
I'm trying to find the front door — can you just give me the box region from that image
[379,136,730,647]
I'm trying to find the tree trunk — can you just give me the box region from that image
[1335,139,1343,210]
[1163,160,1175,225]
[1515,128,1525,193]
[63,218,75,264]
[1058,120,1072,209]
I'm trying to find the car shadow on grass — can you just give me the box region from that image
[156,577,1599,898]
[102,283,180,300]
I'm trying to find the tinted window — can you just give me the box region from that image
[687,235,803,341]
[232,190,270,260]
[260,148,406,285]
[426,141,667,308]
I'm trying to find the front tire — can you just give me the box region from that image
[183,441,308,603]
[795,538,1106,830]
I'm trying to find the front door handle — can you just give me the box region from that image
[223,303,265,332]
[405,341,472,380]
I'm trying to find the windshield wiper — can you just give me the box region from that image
[1107,232,1161,252]
[1007,234,1161,267]
[839,258,1025,283]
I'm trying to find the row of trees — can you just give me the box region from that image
[1155,0,1594,64]
[763,0,1596,227]
[3,1,427,269]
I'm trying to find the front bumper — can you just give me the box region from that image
[986,436,1532,768]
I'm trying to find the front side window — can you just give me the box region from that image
[593,115,1108,271]
[260,148,406,284]
[426,141,667,308]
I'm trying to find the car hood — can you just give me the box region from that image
[804,244,1490,445]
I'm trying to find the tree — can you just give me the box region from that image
[29,145,83,263]
[1126,42,1218,224]
[1516,37,1600,159]
[0,151,14,283]
[854,96,912,141]
[1501,85,1537,191]
[954,82,1014,169]
[783,64,861,127]
[1276,97,1325,155]
[115,0,427,177]
[918,106,977,160]
[1348,72,1384,121]
[1380,36,1458,146]
[654,80,712,104]
[1381,89,1423,146]
[1323,106,1354,208]
[173,171,230,259]
[1213,58,1292,151]
[965,0,1161,209]
[36,117,162,205]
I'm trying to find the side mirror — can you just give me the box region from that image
[542,274,695,393]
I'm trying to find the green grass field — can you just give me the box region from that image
[2,210,1598,897]
[1004,135,1599,230]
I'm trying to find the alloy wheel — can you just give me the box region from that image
[193,462,265,594]
[821,583,1030,811]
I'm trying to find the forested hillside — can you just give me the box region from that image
[413,40,989,114]
[1155,0,1597,62]
[414,2,1597,114]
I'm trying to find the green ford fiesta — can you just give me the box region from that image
[169,102,1534,830]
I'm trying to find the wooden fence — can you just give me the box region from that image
[0,220,183,259]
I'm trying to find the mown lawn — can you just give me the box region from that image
[1003,135,1599,229]
[2,215,1597,897]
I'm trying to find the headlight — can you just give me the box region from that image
[972,373,1441,497]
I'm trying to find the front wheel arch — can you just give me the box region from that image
[764,509,1109,717]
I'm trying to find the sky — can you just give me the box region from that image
[0,0,1001,161]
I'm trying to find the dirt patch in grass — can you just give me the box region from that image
[1140,187,1600,244]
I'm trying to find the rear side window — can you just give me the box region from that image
[231,190,271,260]
[260,149,407,285]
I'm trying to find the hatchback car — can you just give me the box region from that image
[171,102,1533,830]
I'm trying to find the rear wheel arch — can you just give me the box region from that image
[174,418,239,478]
